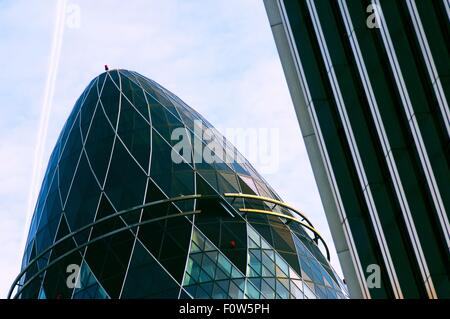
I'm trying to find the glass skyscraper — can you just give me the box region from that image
[264,0,449,298]
[10,69,348,299]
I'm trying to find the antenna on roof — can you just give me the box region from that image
[104,65,109,71]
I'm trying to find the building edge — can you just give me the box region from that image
[263,0,364,298]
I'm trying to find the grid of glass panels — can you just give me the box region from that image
[183,228,248,299]
[247,225,307,299]
[14,69,348,299]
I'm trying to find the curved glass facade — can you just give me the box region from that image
[11,70,348,299]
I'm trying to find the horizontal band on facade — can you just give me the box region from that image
[9,195,204,299]
[223,193,330,260]
[223,193,314,227]
[11,192,330,298]
[10,209,201,299]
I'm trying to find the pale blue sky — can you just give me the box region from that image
[0,0,342,298]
